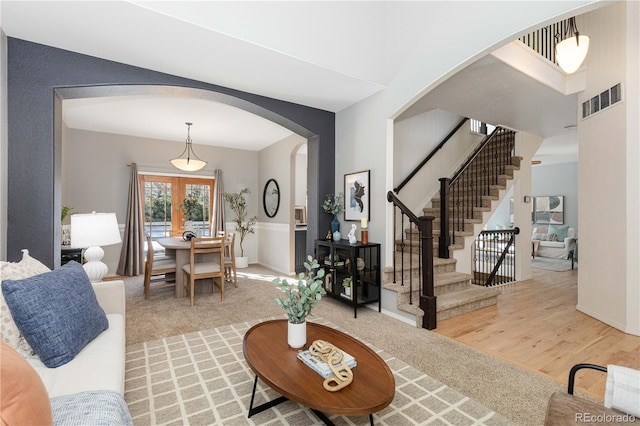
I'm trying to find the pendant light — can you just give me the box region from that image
[170,122,207,171]
[555,17,590,74]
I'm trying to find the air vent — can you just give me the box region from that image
[582,83,622,119]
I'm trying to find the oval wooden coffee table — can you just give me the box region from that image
[243,319,395,425]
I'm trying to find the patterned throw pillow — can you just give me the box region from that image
[1,249,50,359]
[532,233,548,241]
[549,233,558,242]
[2,261,109,368]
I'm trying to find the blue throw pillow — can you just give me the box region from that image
[1,261,109,368]
[548,225,569,241]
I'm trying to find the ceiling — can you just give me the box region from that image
[1,1,578,157]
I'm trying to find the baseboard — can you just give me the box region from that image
[375,305,416,326]
[576,304,635,335]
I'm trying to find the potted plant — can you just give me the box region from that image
[342,277,352,298]
[223,188,257,268]
[273,256,326,348]
[322,192,344,241]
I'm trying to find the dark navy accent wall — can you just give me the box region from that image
[7,38,335,267]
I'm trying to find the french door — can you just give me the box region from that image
[139,175,214,238]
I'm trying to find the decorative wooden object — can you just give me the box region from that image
[309,340,353,392]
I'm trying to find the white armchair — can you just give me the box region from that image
[532,225,576,259]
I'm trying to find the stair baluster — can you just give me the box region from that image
[387,191,436,329]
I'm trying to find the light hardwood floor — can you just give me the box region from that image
[434,266,640,399]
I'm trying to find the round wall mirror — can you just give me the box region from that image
[263,179,280,218]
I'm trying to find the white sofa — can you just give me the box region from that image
[532,225,577,259]
[27,280,127,398]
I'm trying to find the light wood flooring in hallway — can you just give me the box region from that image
[434,266,640,399]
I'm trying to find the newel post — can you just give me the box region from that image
[439,178,451,259]
[419,215,437,330]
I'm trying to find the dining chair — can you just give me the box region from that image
[144,235,177,299]
[182,236,225,306]
[223,231,238,286]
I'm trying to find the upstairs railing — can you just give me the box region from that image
[473,228,520,286]
[519,18,572,67]
[439,127,516,258]
[387,191,436,330]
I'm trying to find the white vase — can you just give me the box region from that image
[236,256,249,268]
[344,286,351,297]
[287,321,306,348]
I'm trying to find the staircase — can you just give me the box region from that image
[384,127,521,327]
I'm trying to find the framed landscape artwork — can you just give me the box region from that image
[344,170,370,221]
[534,195,564,224]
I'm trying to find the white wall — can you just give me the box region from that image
[393,110,482,214]
[336,1,596,318]
[577,2,640,335]
[65,127,260,274]
[258,133,307,274]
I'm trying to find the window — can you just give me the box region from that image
[139,175,214,238]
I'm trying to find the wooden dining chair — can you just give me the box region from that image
[223,231,238,286]
[144,235,177,299]
[182,236,225,306]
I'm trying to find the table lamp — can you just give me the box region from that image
[71,212,122,282]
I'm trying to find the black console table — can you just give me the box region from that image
[315,239,381,318]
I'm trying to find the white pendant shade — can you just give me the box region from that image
[170,122,207,171]
[556,35,590,74]
[170,158,207,171]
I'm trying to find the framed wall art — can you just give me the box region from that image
[344,170,370,221]
[534,195,564,224]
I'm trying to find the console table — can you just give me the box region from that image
[315,239,381,318]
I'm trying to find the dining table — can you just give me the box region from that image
[157,236,228,298]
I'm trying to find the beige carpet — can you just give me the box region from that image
[125,318,512,425]
[123,265,567,425]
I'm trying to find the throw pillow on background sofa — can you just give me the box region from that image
[0,249,50,359]
[548,225,569,242]
[2,261,109,368]
[0,341,53,425]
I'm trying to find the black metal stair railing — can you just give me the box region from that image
[387,191,436,330]
[439,127,516,258]
[473,228,520,286]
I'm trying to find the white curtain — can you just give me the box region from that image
[211,169,225,235]
[117,163,145,276]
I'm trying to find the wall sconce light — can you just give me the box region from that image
[523,196,532,203]
[555,17,590,74]
[170,122,207,171]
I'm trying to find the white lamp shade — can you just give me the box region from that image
[556,35,590,74]
[170,158,207,171]
[70,212,121,248]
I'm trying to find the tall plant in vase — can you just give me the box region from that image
[223,188,257,268]
[273,256,326,348]
[322,192,344,241]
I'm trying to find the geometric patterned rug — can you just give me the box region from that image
[124,317,513,425]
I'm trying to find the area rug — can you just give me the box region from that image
[124,317,512,426]
[531,257,577,272]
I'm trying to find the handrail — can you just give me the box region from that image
[450,126,502,184]
[483,227,519,286]
[394,117,469,194]
[439,126,516,257]
[387,191,420,225]
[387,191,436,329]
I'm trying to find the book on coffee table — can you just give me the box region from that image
[297,347,357,379]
